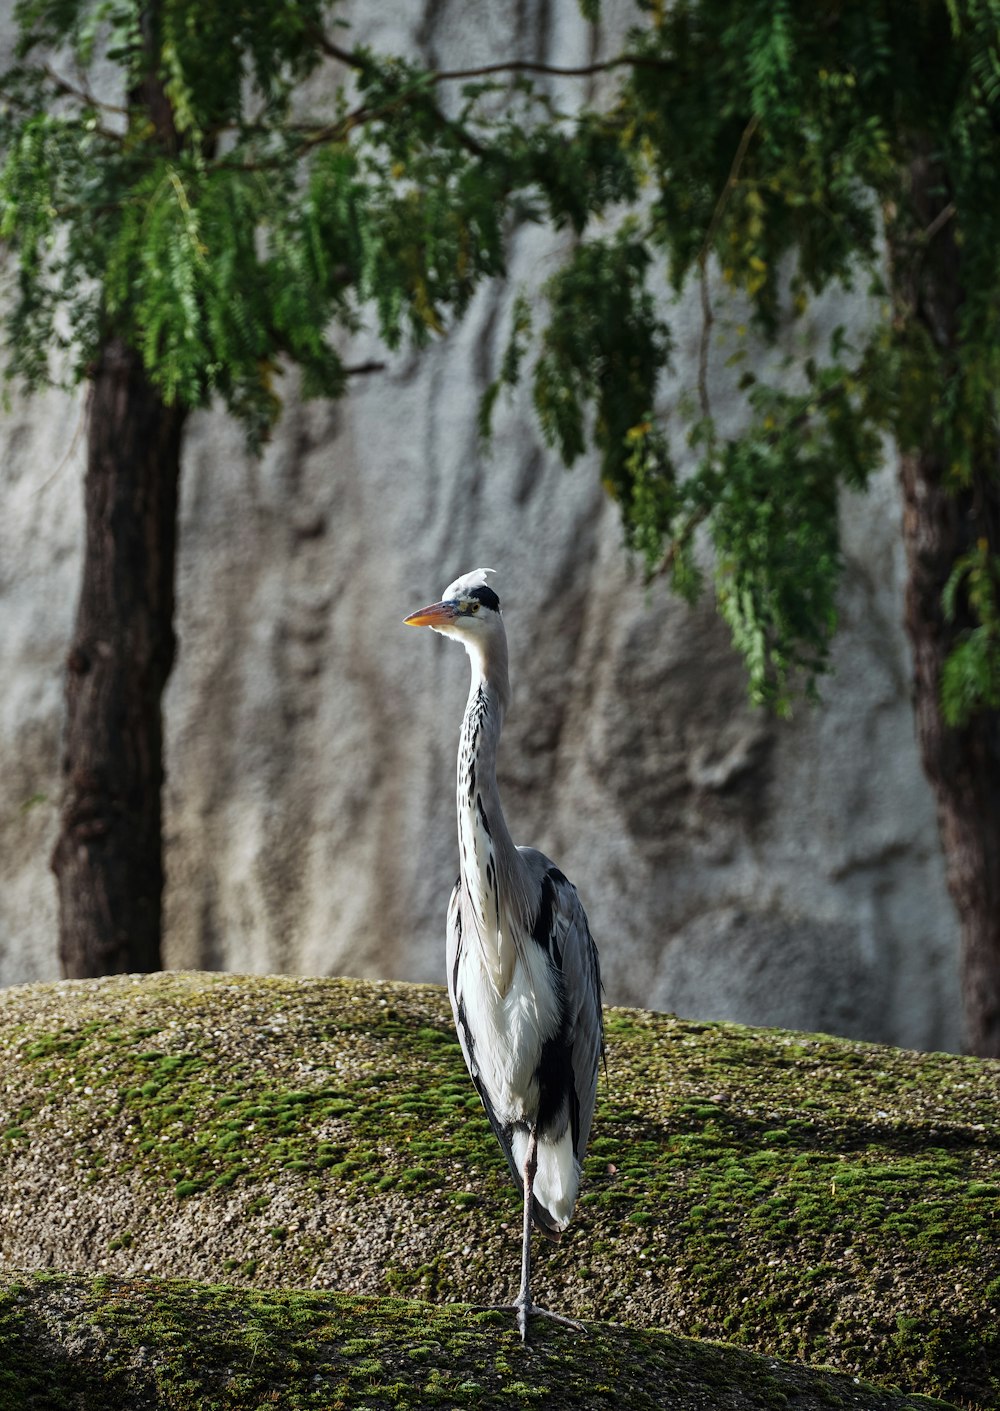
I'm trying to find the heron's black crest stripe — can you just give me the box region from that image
[469,584,500,612]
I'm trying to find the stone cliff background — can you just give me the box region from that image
[0,0,962,1050]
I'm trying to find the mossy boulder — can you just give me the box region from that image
[0,972,996,1407]
[0,1274,962,1410]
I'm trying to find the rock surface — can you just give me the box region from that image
[0,973,996,1406]
[0,1,962,1050]
[0,1274,963,1411]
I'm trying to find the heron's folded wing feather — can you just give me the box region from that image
[547,872,604,1165]
[446,880,521,1186]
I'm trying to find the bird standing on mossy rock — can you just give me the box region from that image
[405,568,604,1343]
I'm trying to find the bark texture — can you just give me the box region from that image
[50,339,186,977]
[893,155,1000,1056]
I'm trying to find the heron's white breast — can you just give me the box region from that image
[457,934,562,1127]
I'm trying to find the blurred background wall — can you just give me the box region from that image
[0,0,962,1050]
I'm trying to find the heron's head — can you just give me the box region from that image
[404,568,505,659]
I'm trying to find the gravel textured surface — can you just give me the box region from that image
[0,1273,962,1410]
[0,971,997,1406]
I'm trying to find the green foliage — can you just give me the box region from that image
[704,363,884,707]
[1,0,1000,710]
[530,231,671,499]
[941,542,1000,725]
[499,0,1000,710]
[0,0,510,439]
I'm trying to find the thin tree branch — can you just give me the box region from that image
[44,64,127,116]
[309,30,361,69]
[412,54,668,82]
[656,506,710,580]
[215,80,489,171]
[922,200,956,244]
[0,76,124,144]
[310,31,670,84]
[697,261,714,424]
[196,34,660,171]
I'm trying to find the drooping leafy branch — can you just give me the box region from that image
[478,2,1000,707]
[2,0,1000,710]
[4,0,1000,1047]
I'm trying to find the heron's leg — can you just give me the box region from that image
[492,1127,584,1344]
[515,1126,538,1342]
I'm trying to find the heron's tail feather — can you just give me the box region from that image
[512,1125,579,1233]
[531,1197,565,1241]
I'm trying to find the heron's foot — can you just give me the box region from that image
[468,1300,585,1343]
[514,1297,585,1343]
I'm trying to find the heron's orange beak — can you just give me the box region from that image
[403,601,457,628]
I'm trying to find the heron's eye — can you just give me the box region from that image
[463,600,480,615]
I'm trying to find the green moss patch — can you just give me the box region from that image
[0,1272,961,1410]
[0,972,997,1407]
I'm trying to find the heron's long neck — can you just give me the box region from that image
[457,643,529,992]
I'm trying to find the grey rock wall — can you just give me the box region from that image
[0,1,962,1049]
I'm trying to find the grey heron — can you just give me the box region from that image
[404,568,603,1343]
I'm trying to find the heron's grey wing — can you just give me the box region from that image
[446,879,522,1188]
[542,868,604,1164]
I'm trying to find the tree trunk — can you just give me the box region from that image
[51,338,186,977]
[898,450,1000,1056]
[891,155,1000,1057]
